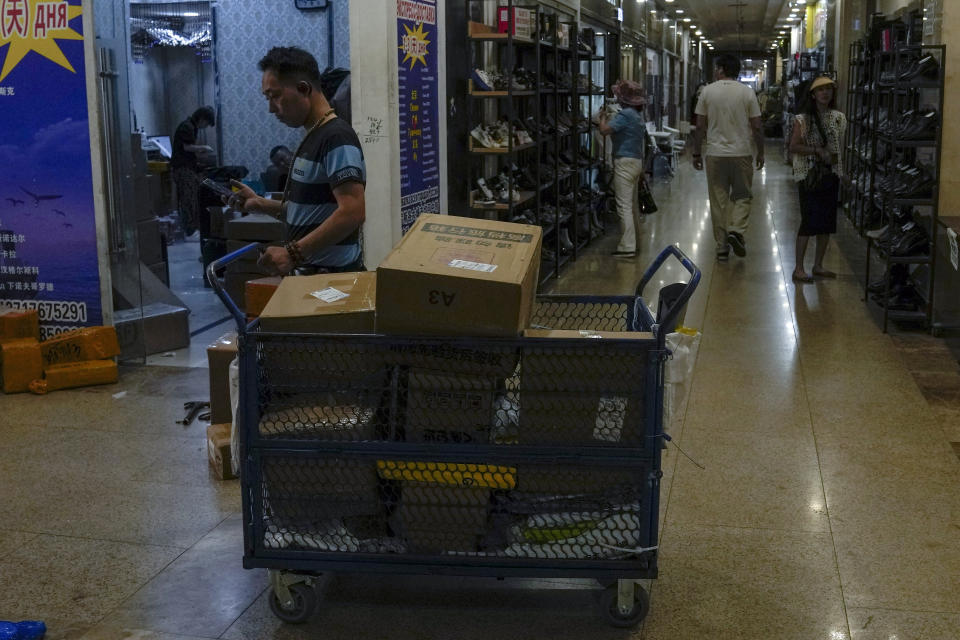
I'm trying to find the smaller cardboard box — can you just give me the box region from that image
[245,276,282,317]
[225,213,284,241]
[260,271,377,334]
[206,423,236,480]
[207,331,238,424]
[0,307,39,341]
[30,359,118,394]
[376,214,541,337]
[40,327,121,368]
[405,369,496,444]
[519,329,654,446]
[1,338,42,393]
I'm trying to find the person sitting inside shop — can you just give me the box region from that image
[261,145,293,193]
[227,46,366,275]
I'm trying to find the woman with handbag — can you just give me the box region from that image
[598,80,647,258]
[788,76,847,283]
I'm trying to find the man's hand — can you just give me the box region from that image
[227,179,261,213]
[755,154,765,170]
[258,246,294,275]
[692,156,704,171]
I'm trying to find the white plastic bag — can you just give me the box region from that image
[228,355,240,476]
[663,327,701,433]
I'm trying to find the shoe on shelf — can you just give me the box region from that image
[471,125,496,148]
[475,177,495,204]
[471,69,495,92]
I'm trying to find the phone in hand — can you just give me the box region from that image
[200,178,235,200]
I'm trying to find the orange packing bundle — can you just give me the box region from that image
[39,326,120,367]
[0,307,40,341]
[29,359,118,395]
[245,276,282,318]
[1,338,43,393]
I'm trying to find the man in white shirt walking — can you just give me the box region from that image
[691,54,765,260]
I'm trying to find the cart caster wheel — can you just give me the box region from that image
[269,582,318,624]
[599,583,649,628]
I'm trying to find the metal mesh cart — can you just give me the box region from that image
[208,245,699,628]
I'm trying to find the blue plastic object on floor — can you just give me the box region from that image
[0,621,46,640]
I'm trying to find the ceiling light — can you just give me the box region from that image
[683,18,691,22]
[676,9,684,13]
[695,30,702,35]
[665,0,675,3]
[183,11,200,16]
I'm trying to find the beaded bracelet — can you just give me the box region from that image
[284,241,305,267]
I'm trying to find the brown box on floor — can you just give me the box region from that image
[519,329,653,446]
[30,359,118,395]
[39,326,120,368]
[376,214,541,337]
[245,276,282,318]
[259,272,377,333]
[0,307,39,341]
[206,423,236,480]
[207,331,238,424]
[1,338,42,393]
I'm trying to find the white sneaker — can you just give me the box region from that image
[471,125,495,148]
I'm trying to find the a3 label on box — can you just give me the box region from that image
[448,259,498,273]
[310,287,350,303]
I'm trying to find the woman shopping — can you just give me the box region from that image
[788,76,847,283]
[598,80,647,257]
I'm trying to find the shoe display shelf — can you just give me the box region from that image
[842,40,879,233]
[573,26,608,253]
[860,44,949,333]
[465,1,544,221]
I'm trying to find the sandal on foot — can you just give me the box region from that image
[812,268,837,278]
[792,271,814,284]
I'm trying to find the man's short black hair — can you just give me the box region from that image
[258,46,321,86]
[715,54,742,80]
[192,106,215,126]
[269,145,290,159]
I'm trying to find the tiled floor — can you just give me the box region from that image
[1,147,959,639]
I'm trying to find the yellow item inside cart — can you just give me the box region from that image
[377,460,516,489]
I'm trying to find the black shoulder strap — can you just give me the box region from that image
[810,108,828,146]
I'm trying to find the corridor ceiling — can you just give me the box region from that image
[660,0,803,54]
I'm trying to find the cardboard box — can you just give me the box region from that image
[376,214,541,337]
[113,303,190,357]
[29,359,118,394]
[207,331,238,424]
[206,423,236,480]
[39,326,121,368]
[259,403,376,440]
[519,330,654,446]
[378,460,513,554]
[260,272,377,333]
[245,276,282,317]
[262,456,381,523]
[405,369,496,444]
[225,213,284,241]
[0,307,39,341]
[497,7,533,38]
[1,338,42,393]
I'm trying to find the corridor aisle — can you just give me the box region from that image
[0,148,957,639]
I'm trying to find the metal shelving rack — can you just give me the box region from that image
[863,43,947,333]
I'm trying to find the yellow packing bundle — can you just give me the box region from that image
[29,359,118,394]
[39,326,120,367]
[376,460,516,489]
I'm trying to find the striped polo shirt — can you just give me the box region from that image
[284,117,366,268]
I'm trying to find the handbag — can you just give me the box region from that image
[802,110,833,190]
[637,177,658,214]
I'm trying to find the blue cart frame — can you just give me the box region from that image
[208,245,699,627]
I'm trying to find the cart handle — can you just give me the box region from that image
[205,242,262,330]
[636,244,701,336]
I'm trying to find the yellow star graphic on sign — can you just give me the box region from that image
[0,0,83,82]
[399,21,430,70]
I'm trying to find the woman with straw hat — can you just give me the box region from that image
[788,75,846,283]
[599,79,648,258]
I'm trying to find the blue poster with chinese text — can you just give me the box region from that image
[0,0,102,337]
[397,0,440,233]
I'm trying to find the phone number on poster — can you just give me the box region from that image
[3,299,88,323]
